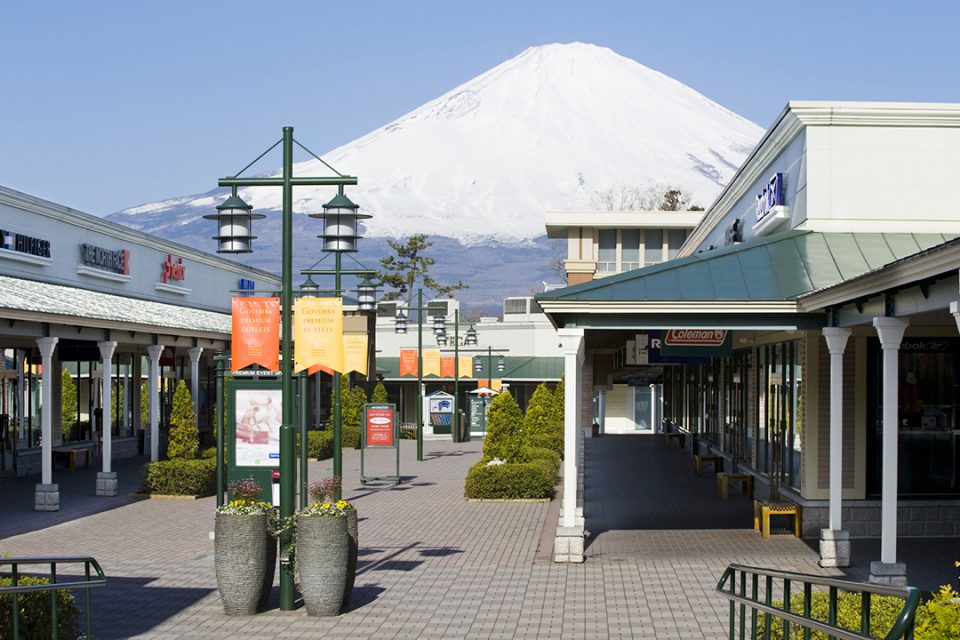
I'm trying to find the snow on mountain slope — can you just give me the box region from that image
[111,43,762,246]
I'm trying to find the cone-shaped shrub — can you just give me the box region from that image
[167,379,198,459]
[371,381,389,403]
[524,383,562,455]
[61,369,78,440]
[482,391,527,463]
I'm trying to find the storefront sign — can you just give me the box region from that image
[238,278,255,292]
[754,172,785,222]
[81,243,130,274]
[293,297,344,373]
[664,329,728,347]
[232,297,280,372]
[364,404,395,447]
[161,254,185,283]
[1,229,51,257]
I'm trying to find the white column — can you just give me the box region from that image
[36,337,59,485]
[950,301,960,333]
[559,328,585,528]
[98,341,117,472]
[820,328,852,568]
[188,347,203,425]
[598,388,606,435]
[147,345,164,462]
[873,317,907,566]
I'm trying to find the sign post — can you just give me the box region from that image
[361,403,400,484]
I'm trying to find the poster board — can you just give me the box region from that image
[227,378,281,503]
[361,403,400,484]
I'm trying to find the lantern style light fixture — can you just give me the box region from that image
[497,357,505,372]
[437,334,447,347]
[205,188,264,253]
[395,310,408,334]
[357,278,377,312]
[464,325,478,346]
[432,314,446,336]
[474,357,483,373]
[310,188,370,253]
[299,274,320,298]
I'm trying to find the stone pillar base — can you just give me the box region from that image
[554,525,585,563]
[869,561,908,586]
[819,529,851,568]
[96,471,118,497]
[34,483,60,511]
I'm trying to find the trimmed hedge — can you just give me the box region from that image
[464,460,555,500]
[526,446,561,480]
[142,458,217,496]
[306,430,334,460]
[527,430,563,457]
[342,426,362,449]
[0,575,81,639]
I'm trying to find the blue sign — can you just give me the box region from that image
[238,278,255,292]
[754,173,785,222]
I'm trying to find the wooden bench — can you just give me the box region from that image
[693,453,724,476]
[53,446,91,470]
[663,431,686,448]
[716,472,753,500]
[754,500,802,538]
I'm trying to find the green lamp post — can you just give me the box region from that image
[207,126,360,612]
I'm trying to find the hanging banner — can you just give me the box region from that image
[232,297,280,372]
[491,379,502,392]
[440,357,455,379]
[343,334,369,376]
[294,297,343,373]
[423,349,441,377]
[459,356,473,378]
[307,364,333,376]
[399,349,418,377]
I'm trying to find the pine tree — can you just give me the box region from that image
[60,369,78,441]
[551,378,565,433]
[167,379,198,459]
[371,381,389,404]
[524,383,562,455]
[482,391,527,463]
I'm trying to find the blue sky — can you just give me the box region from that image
[2,0,958,216]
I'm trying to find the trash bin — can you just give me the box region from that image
[591,421,600,438]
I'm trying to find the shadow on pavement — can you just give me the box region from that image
[90,576,214,640]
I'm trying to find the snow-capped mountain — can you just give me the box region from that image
[109,43,763,307]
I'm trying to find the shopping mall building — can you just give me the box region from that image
[0,185,279,507]
[539,102,960,583]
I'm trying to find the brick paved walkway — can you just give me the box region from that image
[1,434,956,638]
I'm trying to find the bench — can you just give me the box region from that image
[716,472,753,500]
[754,500,802,538]
[53,446,91,470]
[663,431,686,448]
[693,454,724,476]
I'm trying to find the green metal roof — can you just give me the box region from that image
[376,356,563,381]
[537,231,958,303]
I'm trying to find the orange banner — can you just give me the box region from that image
[294,298,343,373]
[478,379,502,392]
[343,334,369,376]
[423,349,441,377]
[308,364,333,376]
[459,356,473,379]
[399,349,418,377]
[440,357,455,379]
[232,297,280,372]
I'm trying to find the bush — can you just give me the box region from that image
[464,460,555,500]
[306,430,334,460]
[482,391,527,463]
[917,584,960,639]
[399,426,417,440]
[167,380,198,459]
[527,429,563,457]
[200,446,218,459]
[342,425,362,449]
[61,369,78,440]
[0,575,80,639]
[371,381,389,404]
[526,446,561,480]
[142,458,216,496]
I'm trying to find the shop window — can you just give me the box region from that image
[645,229,663,264]
[597,229,617,273]
[621,230,640,271]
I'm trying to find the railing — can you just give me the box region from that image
[1,556,106,640]
[716,564,920,640]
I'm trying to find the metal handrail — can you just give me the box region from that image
[1,556,106,640]
[716,564,921,640]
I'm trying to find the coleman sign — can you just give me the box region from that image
[664,329,728,346]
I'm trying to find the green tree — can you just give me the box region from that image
[524,383,562,455]
[482,391,527,463]
[167,380,198,459]
[140,380,149,429]
[111,380,124,424]
[551,379,565,432]
[371,381,389,404]
[333,374,368,428]
[376,234,467,302]
[60,369,78,441]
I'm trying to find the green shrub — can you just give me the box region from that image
[526,446,561,479]
[527,429,563,457]
[399,426,417,440]
[61,369,78,440]
[551,379,565,431]
[464,460,555,500]
[524,383,563,455]
[371,381,389,404]
[342,425,362,449]
[0,575,80,639]
[307,430,334,460]
[167,380,198,459]
[142,458,216,496]
[482,391,527,463]
[917,584,960,639]
[140,380,149,430]
[200,446,218,459]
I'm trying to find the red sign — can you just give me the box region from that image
[399,349,418,377]
[232,297,280,372]
[162,254,185,283]
[365,405,395,447]
[440,357,455,379]
[664,329,728,346]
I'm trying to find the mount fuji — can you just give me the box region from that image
[108,43,763,310]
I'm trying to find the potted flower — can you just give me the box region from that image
[308,477,358,609]
[214,477,276,615]
[296,477,353,616]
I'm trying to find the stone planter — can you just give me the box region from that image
[297,514,348,616]
[342,508,358,609]
[214,512,271,615]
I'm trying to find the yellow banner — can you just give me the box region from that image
[342,334,369,376]
[459,356,473,379]
[423,349,441,377]
[294,298,343,373]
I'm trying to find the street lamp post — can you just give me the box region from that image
[208,126,359,612]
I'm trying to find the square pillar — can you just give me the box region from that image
[555,328,585,562]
